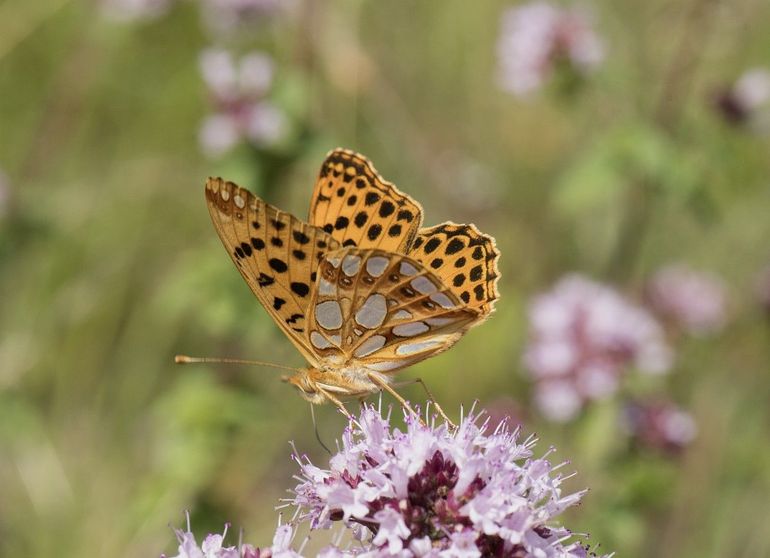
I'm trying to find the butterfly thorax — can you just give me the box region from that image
[286,364,386,404]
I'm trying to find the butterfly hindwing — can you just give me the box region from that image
[205,177,341,365]
[308,149,424,253]
[305,248,480,372]
[409,222,500,318]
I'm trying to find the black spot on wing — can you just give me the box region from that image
[388,224,402,237]
[258,273,275,287]
[424,237,441,253]
[269,258,288,273]
[446,238,464,255]
[291,282,310,297]
[368,224,382,240]
[379,201,395,218]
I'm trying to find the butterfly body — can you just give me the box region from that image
[205,149,500,407]
[286,365,387,404]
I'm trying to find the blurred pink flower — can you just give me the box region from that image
[524,275,672,422]
[199,48,287,157]
[647,265,729,337]
[483,395,527,430]
[715,68,770,131]
[101,0,173,22]
[497,1,604,97]
[622,399,697,455]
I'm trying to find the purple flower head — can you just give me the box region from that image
[646,264,729,337]
[622,399,697,455]
[497,1,604,97]
[714,68,770,131]
[524,275,672,422]
[101,0,173,22]
[288,404,609,557]
[199,48,287,157]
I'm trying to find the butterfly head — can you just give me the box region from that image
[283,369,327,404]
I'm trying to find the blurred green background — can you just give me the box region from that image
[1,0,769,556]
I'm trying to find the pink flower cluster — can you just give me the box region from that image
[524,275,672,422]
[289,405,605,557]
[646,265,728,337]
[497,1,604,96]
[199,48,287,157]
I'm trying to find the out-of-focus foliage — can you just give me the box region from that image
[1,0,769,557]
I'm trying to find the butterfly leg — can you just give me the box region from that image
[392,378,456,429]
[366,373,424,426]
[317,387,353,420]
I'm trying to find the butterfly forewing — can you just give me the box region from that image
[305,248,480,373]
[409,222,500,318]
[309,149,424,253]
[205,177,340,365]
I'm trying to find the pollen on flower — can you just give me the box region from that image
[524,274,672,422]
[287,404,611,557]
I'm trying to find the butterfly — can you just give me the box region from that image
[201,148,500,419]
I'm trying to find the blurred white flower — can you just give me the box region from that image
[715,68,770,131]
[199,48,287,157]
[647,264,729,336]
[497,1,604,96]
[622,399,697,455]
[524,274,673,422]
[101,0,173,22]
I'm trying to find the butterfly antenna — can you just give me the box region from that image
[174,355,302,374]
[311,403,332,455]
